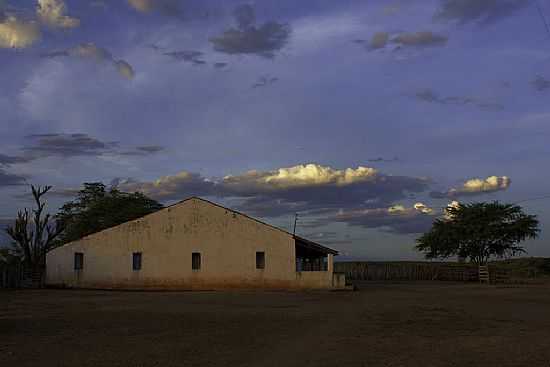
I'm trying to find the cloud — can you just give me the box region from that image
[532,75,550,91]
[322,202,436,234]
[223,164,378,191]
[118,145,166,156]
[128,0,155,12]
[127,0,181,15]
[363,31,447,51]
[413,88,503,110]
[44,43,135,79]
[115,60,135,79]
[0,16,40,48]
[392,31,448,47]
[163,50,207,65]
[213,62,228,69]
[118,163,431,218]
[37,0,79,29]
[430,176,511,198]
[0,168,26,186]
[367,156,399,163]
[0,134,164,162]
[22,133,119,158]
[252,75,278,88]
[209,4,291,58]
[435,0,530,24]
[117,172,215,200]
[369,32,389,49]
[0,154,34,166]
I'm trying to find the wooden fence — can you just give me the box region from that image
[335,262,510,283]
[1,262,24,289]
[0,262,44,289]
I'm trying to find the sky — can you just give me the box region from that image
[1,0,549,260]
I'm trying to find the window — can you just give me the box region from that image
[74,252,84,270]
[132,252,142,271]
[256,251,265,270]
[192,252,201,270]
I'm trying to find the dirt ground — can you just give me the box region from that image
[2,282,550,367]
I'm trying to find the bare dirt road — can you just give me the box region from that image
[2,282,550,367]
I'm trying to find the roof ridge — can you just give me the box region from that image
[54,196,338,254]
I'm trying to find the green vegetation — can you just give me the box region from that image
[55,182,163,245]
[416,201,540,265]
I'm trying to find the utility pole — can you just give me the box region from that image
[293,213,299,235]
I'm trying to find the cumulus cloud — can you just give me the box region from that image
[414,88,503,110]
[532,75,550,91]
[430,176,511,198]
[223,164,378,192]
[435,0,530,24]
[117,163,430,218]
[209,4,291,58]
[326,202,437,234]
[115,60,135,79]
[0,16,40,48]
[127,0,181,15]
[392,31,448,47]
[443,200,461,219]
[44,43,135,79]
[37,0,79,29]
[117,172,215,200]
[128,0,155,12]
[369,32,389,49]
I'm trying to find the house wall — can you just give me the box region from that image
[46,198,338,290]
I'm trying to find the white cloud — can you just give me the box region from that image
[127,0,154,13]
[431,176,511,198]
[37,0,79,29]
[0,16,40,48]
[46,43,135,80]
[451,176,510,196]
[115,60,135,80]
[224,164,378,189]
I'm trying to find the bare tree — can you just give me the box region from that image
[6,185,64,287]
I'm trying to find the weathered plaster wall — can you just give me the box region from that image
[46,198,338,290]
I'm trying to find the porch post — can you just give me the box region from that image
[327,254,334,273]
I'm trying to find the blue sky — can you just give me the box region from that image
[1,0,549,260]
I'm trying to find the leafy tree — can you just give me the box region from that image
[5,185,64,276]
[56,182,163,245]
[416,201,540,265]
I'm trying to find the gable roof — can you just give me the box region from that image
[190,197,339,255]
[56,196,339,255]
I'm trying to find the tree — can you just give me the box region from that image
[5,185,64,283]
[56,182,163,245]
[416,201,540,265]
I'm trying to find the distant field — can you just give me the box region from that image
[2,282,550,367]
